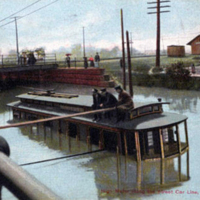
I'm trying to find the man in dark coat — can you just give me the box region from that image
[92,89,102,121]
[115,85,134,122]
[100,88,117,119]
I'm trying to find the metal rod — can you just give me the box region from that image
[126,30,133,97]
[0,152,61,200]
[121,9,126,90]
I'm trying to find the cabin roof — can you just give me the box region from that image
[7,100,187,131]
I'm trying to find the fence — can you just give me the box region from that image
[0,54,57,68]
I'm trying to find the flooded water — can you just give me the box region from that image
[0,84,200,200]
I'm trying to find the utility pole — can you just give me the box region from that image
[126,31,133,97]
[121,9,126,90]
[82,27,86,58]
[11,17,20,65]
[147,0,170,67]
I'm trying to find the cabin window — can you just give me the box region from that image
[162,128,169,143]
[46,102,53,106]
[139,106,152,114]
[153,105,159,111]
[27,99,32,103]
[33,100,39,104]
[40,101,45,105]
[147,131,154,147]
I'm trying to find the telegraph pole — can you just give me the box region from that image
[126,31,133,97]
[121,9,126,90]
[82,27,86,58]
[147,0,170,67]
[11,17,20,65]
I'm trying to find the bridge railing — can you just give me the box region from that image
[0,54,57,68]
[0,136,61,200]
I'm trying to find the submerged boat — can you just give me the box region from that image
[7,90,190,184]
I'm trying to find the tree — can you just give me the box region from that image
[35,47,45,58]
[71,44,82,59]
[166,62,191,89]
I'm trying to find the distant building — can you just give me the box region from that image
[167,45,185,57]
[187,35,200,55]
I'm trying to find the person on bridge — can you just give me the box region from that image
[100,88,117,120]
[66,55,71,68]
[27,53,37,65]
[115,85,134,122]
[94,52,100,67]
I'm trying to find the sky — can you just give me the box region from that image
[0,0,200,55]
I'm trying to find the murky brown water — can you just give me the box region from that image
[0,84,200,200]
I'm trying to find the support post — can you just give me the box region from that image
[176,124,182,181]
[159,128,165,184]
[124,131,128,156]
[184,120,190,180]
[121,9,126,90]
[126,31,133,97]
[134,131,141,162]
[156,0,160,67]
[99,129,104,149]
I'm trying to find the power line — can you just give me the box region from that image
[0,0,59,28]
[0,0,42,23]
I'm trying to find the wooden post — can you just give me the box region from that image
[121,9,126,90]
[156,0,160,67]
[124,131,128,156]
[176,124,182,181]
[30,125,32,135]
[184,120,190,180]
[65,121,69,137]
[43,123,46,141]
[99,129,104,149]
[134,131,141,162]
[136,160,142,190]
[117,131,122,155]
[159,128,165,184]
[126,31,133,97]
[116,146,120,190]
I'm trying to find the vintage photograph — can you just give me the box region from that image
[0,0,199,200]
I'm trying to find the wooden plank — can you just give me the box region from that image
[0,107,115,130]
[159,128,165,184]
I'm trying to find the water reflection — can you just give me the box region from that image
[134,86,200,114]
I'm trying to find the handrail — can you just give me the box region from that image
[0,136,62,200]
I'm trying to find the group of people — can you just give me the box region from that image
[20,52,37,66]
[89,52,100,67]
[66,52,100,69]
[92,85,134,123]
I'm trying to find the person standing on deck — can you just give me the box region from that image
[115,85,134,122]
[92,89,102,122]
[100,88,117,120]
[94,52,100,67]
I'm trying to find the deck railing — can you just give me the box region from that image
[0,136,61,200]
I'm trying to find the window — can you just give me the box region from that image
[162,128,169,143]
[147,131,154,147]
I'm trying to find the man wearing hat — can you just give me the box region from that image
[92,89,102,121]
[100,88,117,120]
[115,85,134,122]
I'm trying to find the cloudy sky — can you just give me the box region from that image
[0,0,199,54]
